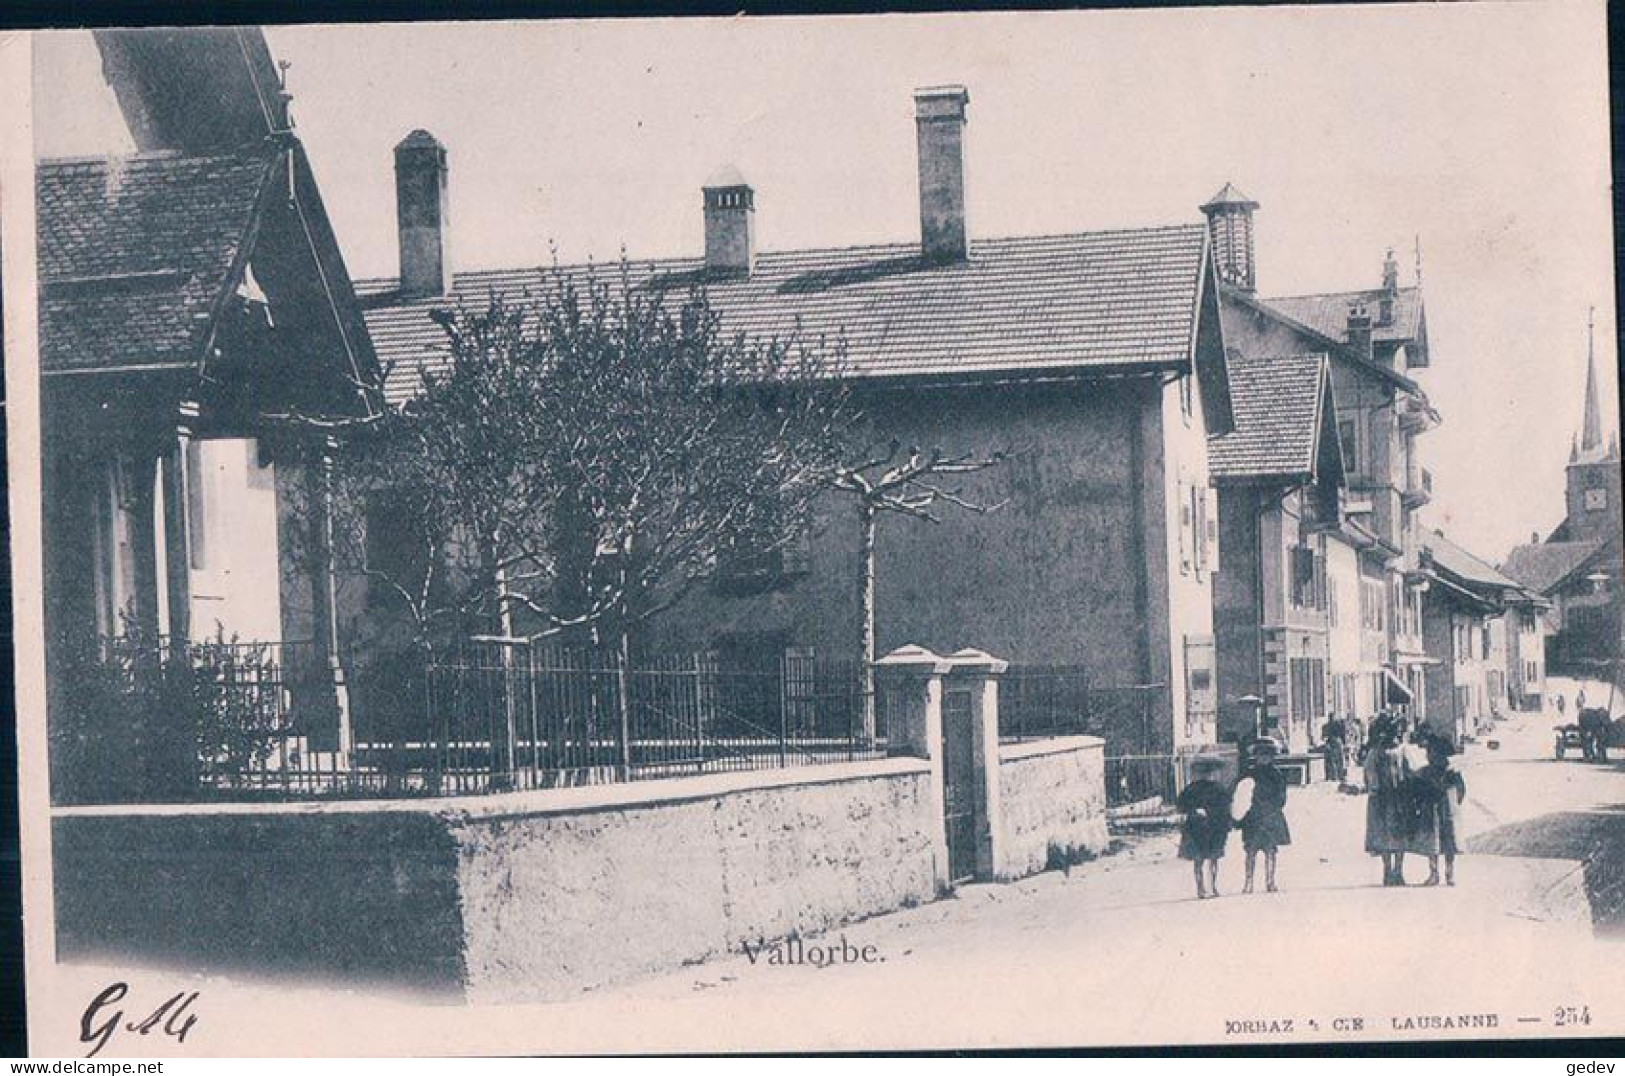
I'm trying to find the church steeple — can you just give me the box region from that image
[1563,305,1622,542]
[1580,305,1605,457]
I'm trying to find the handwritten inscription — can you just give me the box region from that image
[80,982,199,1058]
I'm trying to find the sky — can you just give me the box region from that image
[32,2,1620,563]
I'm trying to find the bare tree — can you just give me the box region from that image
[283,265,851,777]
[830,441,1008,741]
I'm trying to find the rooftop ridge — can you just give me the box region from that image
[355,221,1210,293]
[1261,284,1423,304]
[37,147,275,171]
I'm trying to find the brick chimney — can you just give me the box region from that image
[1378,248,1399,326]
[914,86,970,263]
[395,129,451,299]
[1347,304,1374,362]
[702,165,755,277]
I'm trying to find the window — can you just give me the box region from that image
[715,517,813,589]
[185,440,208,570]
[1191,483,1209,579]
[1290,544,1327,611]
[1178,481,1191,574]
[1289,657,1327,728]
[1586,488,1607,511]
[1338,418,1360,473]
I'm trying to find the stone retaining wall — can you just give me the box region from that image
[53,758,940,1003]
[995,735,1109,879]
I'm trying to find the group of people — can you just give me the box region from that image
[1175,738,1291,900]
[1362,712,1467,886]
[1176,711,1467,899]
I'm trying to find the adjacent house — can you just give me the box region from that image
[1502,313,1623,681]
[359,87,1236,759]
[37,29,378,763]
[1204,184,1440,728]
[1419,529,1539,744]
[1206,349,1346,753]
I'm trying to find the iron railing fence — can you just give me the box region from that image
[997,666,1163,755]
[345,643,884,796]
[61,637,885,802]
[1103,753,1181,808]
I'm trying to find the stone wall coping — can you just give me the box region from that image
[999,734,1106,762]
[943,648,1010,675]
[52,757,933,823]
[873,643,951,675]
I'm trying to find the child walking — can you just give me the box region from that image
[1418,738,1467,886]
[1177,756,1233,899]
[1233,739,1292,893]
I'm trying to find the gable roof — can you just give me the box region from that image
[1426,529,1523,592]
[1207,351,1329,482]
[1501,538,1608,595]
[1265,287,1425,349]
[360,224,1222,409]
[1220,286,1426,398]
[1423,528,1543,613]
[37,149,279,374]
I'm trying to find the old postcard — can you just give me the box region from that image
[4,2,1623,1056]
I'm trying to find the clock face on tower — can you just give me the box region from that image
[1585,488,1607,511]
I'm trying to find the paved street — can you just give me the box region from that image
[34,691,1625,1056]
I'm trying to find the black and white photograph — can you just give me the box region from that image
[2,1,1623,1056]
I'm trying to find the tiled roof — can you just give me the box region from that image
[1263,286,1424,348]
[1425,529,1523,592]
[37,150,276,373]
[1207,351,1326,481]
[1501,539,1606,595]
[359,225,1211,406]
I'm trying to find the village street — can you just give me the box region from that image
[525,698,1625,1052]
[35,687,1625,1057]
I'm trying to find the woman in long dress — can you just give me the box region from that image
[1364,718,1413,885]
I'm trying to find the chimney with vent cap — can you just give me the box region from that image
[1200,183,1260,293]
[1347,304,1374,363]
[395,129,451,299]
[915,86,970,263]
[703,165,756,277]
[1379,249,1399,326]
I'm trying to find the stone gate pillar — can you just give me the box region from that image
[874,644,950,891]
[944,648,1008,881]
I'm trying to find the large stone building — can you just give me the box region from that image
[359,87,1236,758]
[1503,313,1624,679]
[1202,184,1440,735]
